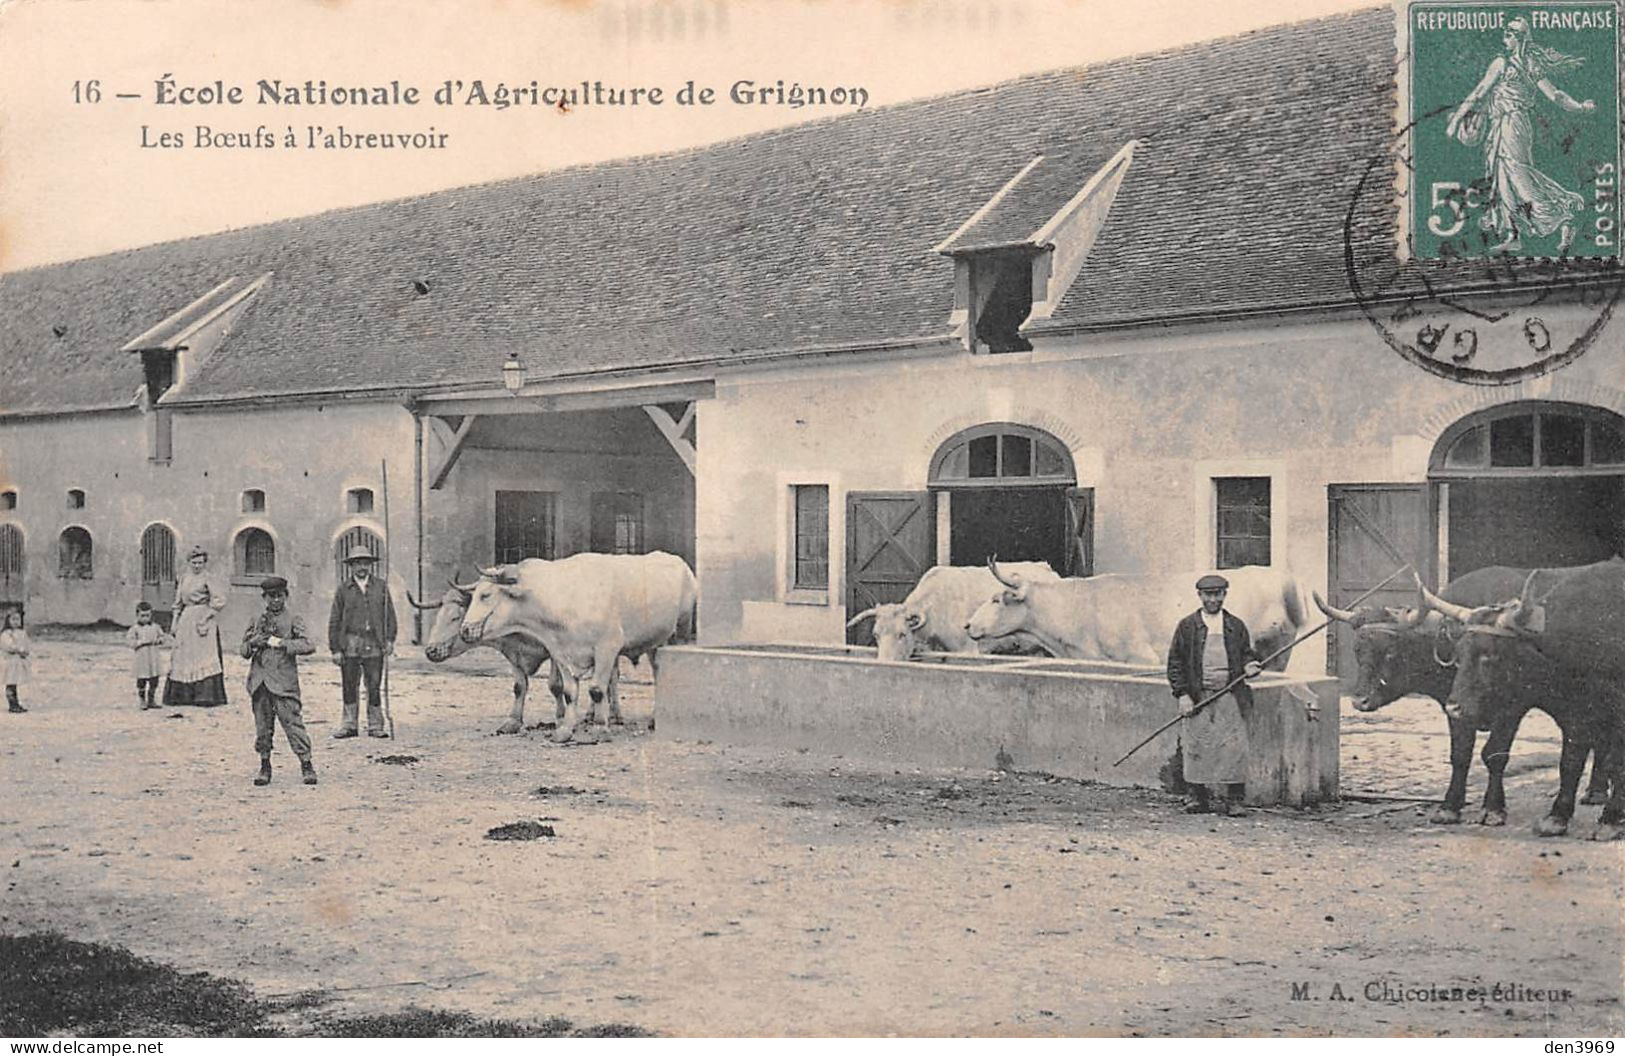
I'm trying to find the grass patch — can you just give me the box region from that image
[0,932,272,1037]
[0,932,650,1037]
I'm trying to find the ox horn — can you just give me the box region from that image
[447,571,481,594]
[1416,578,1479,624]
[1312,590,1357,623]
[845,607,879,630]
[405,591,443,611]
[988,556,1022,590]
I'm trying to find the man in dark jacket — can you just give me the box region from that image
[1166,573,1262,816]
[242,576,317,786]
[328,546,398,739]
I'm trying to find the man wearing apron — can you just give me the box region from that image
[1166,574,1263,815]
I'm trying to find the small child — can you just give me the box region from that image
[1,608,30,713]
[126,602,172,710]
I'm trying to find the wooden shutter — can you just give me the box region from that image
[1065,487,1095,577]
[1326,483,1433,679]
[845,491,934,644]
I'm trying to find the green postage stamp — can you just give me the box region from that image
[1402,1,1622,259]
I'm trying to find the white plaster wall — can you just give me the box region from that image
[694,308,1625,676]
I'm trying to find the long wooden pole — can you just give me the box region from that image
[1111,563,1413,768]
[381,459,395,741]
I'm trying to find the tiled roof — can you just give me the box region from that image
[4,6,1585,413]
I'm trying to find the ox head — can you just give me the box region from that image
[964,558,1034,644]
[847,603,929,662]
[457,565,523,645]
[410,574,480,662]
[1314,589,1437,712]
[1418,580,1544,731]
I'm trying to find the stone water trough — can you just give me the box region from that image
[656,644,1341,806]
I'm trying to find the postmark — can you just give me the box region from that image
[1344,1,1625,384]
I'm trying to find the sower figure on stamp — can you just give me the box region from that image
[1166,573,1263,816]
[1445,16,1594,254]
[328,545,397,739]
[243,576,317,786]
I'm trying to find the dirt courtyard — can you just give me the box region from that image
[2,628,1621,1037]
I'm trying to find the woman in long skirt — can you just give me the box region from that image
[163,544,229,707]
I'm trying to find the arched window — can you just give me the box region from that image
[235,528,276,578]
[58,527,93,579]
[928,423,1076,487]
[334,526,384,584]
[1432,402,1625,475]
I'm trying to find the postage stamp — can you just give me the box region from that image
[1401,0,1621,260]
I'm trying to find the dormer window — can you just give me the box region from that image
[968,250,1038,354]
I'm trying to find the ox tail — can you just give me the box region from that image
[1275,573,1319,677]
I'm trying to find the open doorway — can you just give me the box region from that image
[948,487,1067,567]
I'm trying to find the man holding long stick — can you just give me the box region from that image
[1166,574,1264,816]
[328,546,398,739]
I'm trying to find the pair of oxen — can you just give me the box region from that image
[408,551,698,741]
[1321,556,1625,839]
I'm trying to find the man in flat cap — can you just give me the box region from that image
[328,545,397,738]
[242,576,317,786]
[1166,573,1263,815]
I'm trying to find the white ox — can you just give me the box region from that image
[409,578,562,735]
[846,562,1061,661]
[458,551,698,741]
[965,560,1313,670]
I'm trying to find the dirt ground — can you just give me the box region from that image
[2,628,1621,1037]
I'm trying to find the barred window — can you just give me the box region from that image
[236,527,276,577]
[58,527,94,579]
[1215,477,1270,569]
[792,485,829,591]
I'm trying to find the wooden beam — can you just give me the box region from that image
[429,414,479,490]
[418,380,715,418]
[643,404,696,476]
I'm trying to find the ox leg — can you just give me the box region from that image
[497,662,529,736]
[550,666,583,744]
[1581,741,1614,805]
[583,642,622,731]
[1537,734,1590,837]
[1431,713,1473,825]
[549,662,567,723]
[1478,715,1524,827]
[606,659,624,726]
[1591,726,1625,840]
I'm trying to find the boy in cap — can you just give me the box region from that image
[327,545,397,738]
[242,576,317,786]
[1166,573,1262,815]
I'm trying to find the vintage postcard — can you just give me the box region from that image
[1,0,1622,1041]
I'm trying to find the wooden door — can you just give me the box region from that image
[139,524,176,629]
[494,490,556,563]
[1065,487,1095,577]
[1326,484,1433,678]
[845,492,934,644]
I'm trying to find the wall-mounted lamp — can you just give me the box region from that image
[501,350,525,394]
